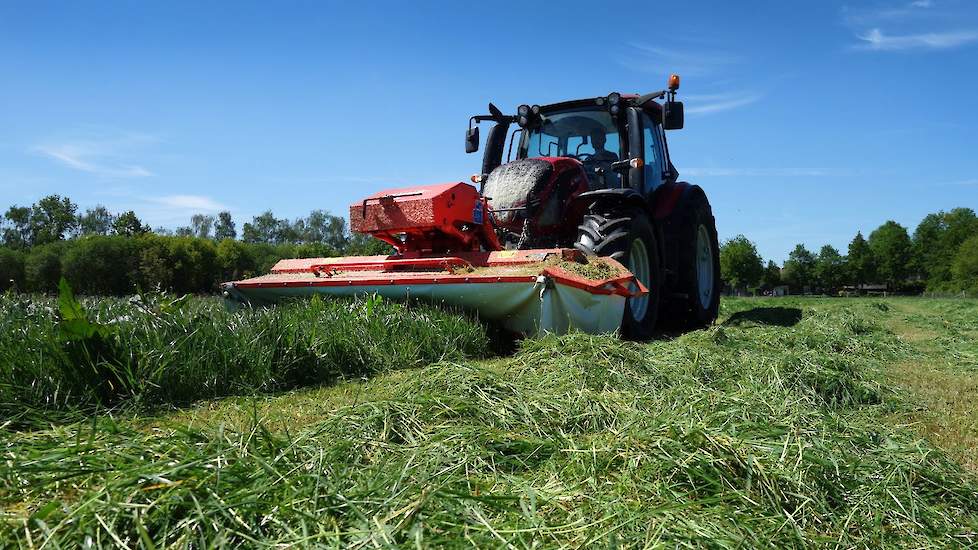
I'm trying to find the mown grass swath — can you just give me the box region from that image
[0,281,489,416]
[3,299,978,546]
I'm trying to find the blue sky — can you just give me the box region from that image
[1,0,976,262]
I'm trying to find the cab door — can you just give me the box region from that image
[640,111,665,195]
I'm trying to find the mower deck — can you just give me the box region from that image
[222,249,647,336]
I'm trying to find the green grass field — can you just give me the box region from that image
[2,294,978,547]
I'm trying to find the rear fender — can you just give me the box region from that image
[652,182,708,285]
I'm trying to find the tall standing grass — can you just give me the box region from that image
[0,285,489,417]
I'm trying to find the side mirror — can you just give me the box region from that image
[465,126,480,153]
[663,101,684,130]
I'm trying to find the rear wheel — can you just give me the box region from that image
[575,209,661,339]
[668,196,721,328]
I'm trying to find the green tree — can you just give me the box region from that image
[868,220,912,287]
[913,208,978,289]
[303,210,348,249]
[2,206,32,248]
[0,248,25,291]
[242,211,282,243]
[214,211,236,240]
[951,235,978,293]
[190,214,215,239]
[29,195,79,245]
[847,231,876,287]
[78,205,115,236]
[814,245,845,292]
[277,218,302,244]
[911,212,944,280]
[719,235,764,294]
[113,210,150,237]
[760,260,782,291]
[782,244,816,292]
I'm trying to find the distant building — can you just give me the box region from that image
[840,283,889,296]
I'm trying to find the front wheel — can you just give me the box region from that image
[575,210,662,339]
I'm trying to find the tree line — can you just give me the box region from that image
[719,207,978,296]
[1,194,974,297]
[0,195,389,295]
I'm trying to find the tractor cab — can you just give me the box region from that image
[518,106,623,190]
[466,77,685,249]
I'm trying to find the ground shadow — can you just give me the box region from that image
[723,307,803,327]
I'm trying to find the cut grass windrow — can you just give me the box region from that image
[2,299,978,547]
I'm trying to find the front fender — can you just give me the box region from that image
[574,188,645,212]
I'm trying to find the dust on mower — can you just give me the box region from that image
[452,254,624,280]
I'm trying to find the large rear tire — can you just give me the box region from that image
[575,209,662,339]
[667,195,721,328]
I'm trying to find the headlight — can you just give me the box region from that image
[531,105,540,114]
[518,104,530,116]
[608,92,620,105]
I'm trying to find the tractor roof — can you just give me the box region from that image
[537,94,662,118]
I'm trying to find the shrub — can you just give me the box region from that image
[136,233,175,291]
[10,235,344,294]
[166,237,218,293]
[0,247,24,291]
[216,238,257,281]
[24,242,64,293]
[952,235,978,293]
[62,235,139,295]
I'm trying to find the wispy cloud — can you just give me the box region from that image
[844,1,978,51]
[842,0,937,25]
[34,133,156,178]
[683,168,828,177]
[37,144,154,178]
[684,92,762,115]
[855,27,978,50]
[621,43,761,115]
[149,194,226,212]
[623,43,742,76]
[935,178,978,186]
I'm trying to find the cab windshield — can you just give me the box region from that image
[521,108,620,160]
[519,107,621,188]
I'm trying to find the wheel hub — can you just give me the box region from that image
[628,238,650,321]
[695,225,714,308]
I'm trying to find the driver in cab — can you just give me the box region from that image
[584,129,618,189]
[589,130,618,163]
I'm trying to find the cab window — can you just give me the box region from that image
[641,112,664,193]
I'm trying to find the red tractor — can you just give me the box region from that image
[461,74,720,337]
[224,75,720,338]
